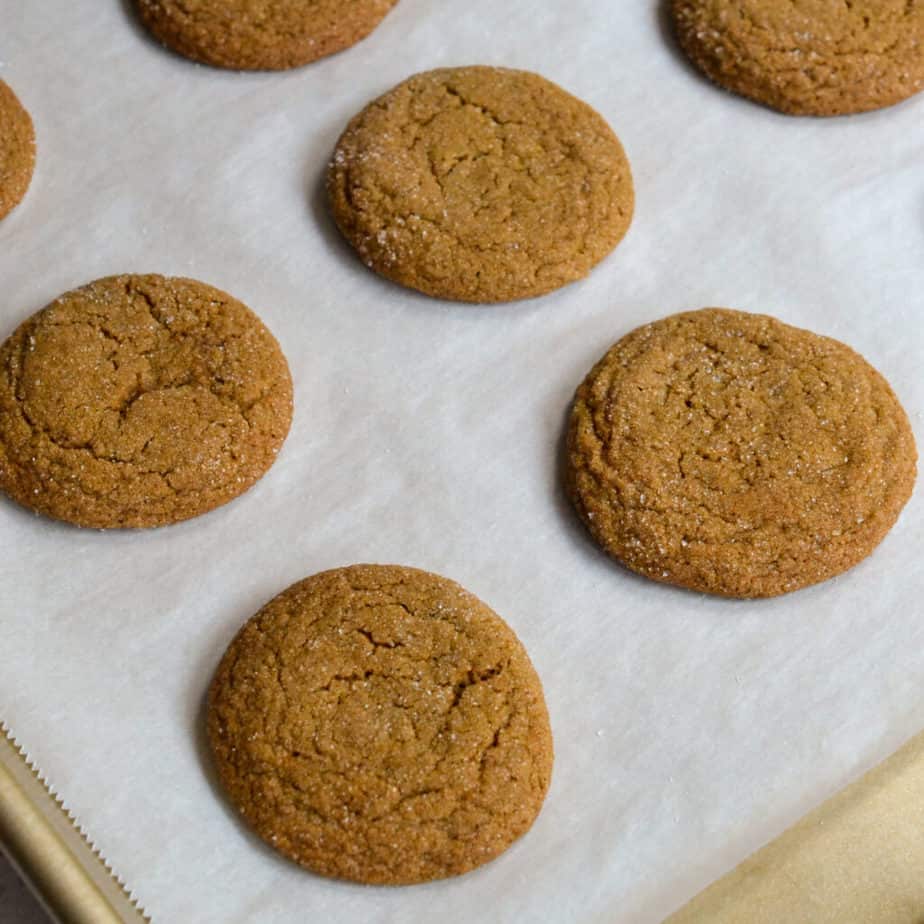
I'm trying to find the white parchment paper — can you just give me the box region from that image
[1,1,923,921]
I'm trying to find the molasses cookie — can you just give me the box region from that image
[328,66,634,303]
[135,0,399,71]
[567,308,917,597]
[208,564,554,884]
[671,0,924,116]
[0,274,292,528]
[0,80,36,220]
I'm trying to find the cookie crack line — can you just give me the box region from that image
[337,112,601,255]
[441,83,511,130]
[34,286,278,423]
[9,332,246,476]
[356,696,519,829]
[580,390,878,535]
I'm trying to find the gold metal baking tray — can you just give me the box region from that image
[0,723,149,924]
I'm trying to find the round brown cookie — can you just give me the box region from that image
[135,0,399,71]
[671,0,924,116]
[0,274,292,528]
[566,309,917,598]
[208,564,554,884]
[0,80,36,221]
[327,66,634,303]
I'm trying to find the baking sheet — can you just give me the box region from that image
[0,723,149,923]
[667,728,924,923]
[1,1,922,921]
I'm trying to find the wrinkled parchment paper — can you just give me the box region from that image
[1,1,922,921]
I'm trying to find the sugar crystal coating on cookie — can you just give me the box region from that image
[208,564,554,884]
[0,274,293,528]
[0,80,36,220]
[567,308,917,597]
[135,0,399,71]
[671,0,924,116]
[328,66,634,303]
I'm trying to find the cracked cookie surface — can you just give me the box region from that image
[0,274,292,528]
[671,0,924,116]
[327,66,634,303]
[135,0,398,70]
[0,80,36,221]
[208,564,554,884]
[566,309,917,597]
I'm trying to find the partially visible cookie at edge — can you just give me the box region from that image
[0,80,36,220]
[671,0,924,116]
[566,308,917,597]
[327,66,634,303]
[135,0,399,70]
[0,274,293,528]
[208,563,554,885]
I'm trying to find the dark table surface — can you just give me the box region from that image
[0,853,51,924]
